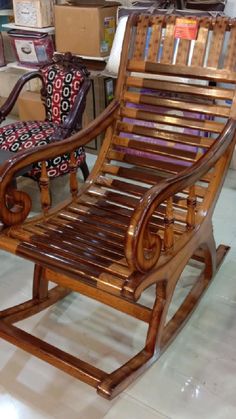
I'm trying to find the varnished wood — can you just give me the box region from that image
[186,185,196,229]
[120,105,225,133]
[160,16,176,65]
[191,17,210,67]
[69,151,79,199]
[127,60,236,83]
[123,91,230,118]
[126,76,234,101]
[44,268,152,323]
[224,21,236,70]
[39,161,51,213]
[164,198,174,250]
[0,14,235,400]
[207,18,227,69]
[0,322,107,388]
[147,16,163,62]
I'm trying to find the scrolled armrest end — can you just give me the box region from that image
[0,188,31,227]
[126,215,162,273]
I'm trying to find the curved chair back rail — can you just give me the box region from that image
[0,15,235,399]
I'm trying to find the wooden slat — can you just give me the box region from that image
[191,18,210,67]
[86,187,139,209]
[95,176,148,197]
[224,21,236,70]
[101,163,168,185]
[133,15,150,60]
[28,221,126,259]
[127,60,236,84]
[112,135,197,162]
[160,16,176,64]
[49,215,125,247]
[29,232,125,272]
[28,234,129,279]
[176,38,191,66]
[116,121,213,148]
[38,218,125,252]
[77,193,133,219]
[126,76,234,101]
[38,221,127,262]
[207,19,227,69]
[147,15,163,61]
[107,149,191,175]
[58,209,127,237]
[120,106,224,134]
[86,177,188,226]
[18,241,126,295]
[69,200,130,226]
[123,91,230,118]
[68,202,129,230]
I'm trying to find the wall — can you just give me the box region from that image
[225,0,236,16]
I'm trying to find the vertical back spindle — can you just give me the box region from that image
[187,185,197,229]
[69,151,79,199]
[164,197,174,251]
[39,161,51,214]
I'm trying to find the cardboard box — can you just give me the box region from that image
[55,3,118,58]
[18,91,45,121]
[13,0,54,28]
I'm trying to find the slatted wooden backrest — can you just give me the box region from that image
[95,14,236,244]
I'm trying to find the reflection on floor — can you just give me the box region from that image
[0,154,236,419]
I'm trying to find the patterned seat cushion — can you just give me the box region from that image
[0,120,85,179]
[41,65,84,125]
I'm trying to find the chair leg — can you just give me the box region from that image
[33,264,49,300]
[80,160,89,180]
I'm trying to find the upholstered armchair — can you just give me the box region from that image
[0,52,91,181]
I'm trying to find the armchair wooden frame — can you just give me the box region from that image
[0,14,236,399]
[0,52,91,180]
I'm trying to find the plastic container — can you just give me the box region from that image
[8,29,54,67]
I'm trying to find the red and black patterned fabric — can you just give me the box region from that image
[0,120,85,179]
[0,63,86,179]
[41,64,84,125]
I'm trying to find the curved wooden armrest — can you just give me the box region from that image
[125,118,236,273]
[0,71,43,123]
[0,99,119,226]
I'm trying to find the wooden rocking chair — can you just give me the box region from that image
[0,14,236,399]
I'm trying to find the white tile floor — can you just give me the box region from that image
[0,155,236,419]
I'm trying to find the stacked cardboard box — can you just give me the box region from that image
[13,0,54,28]
[55,2,118,58]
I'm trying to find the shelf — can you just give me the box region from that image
[6,61,38,71]
[1,23,55,34]
[0,9,13,16]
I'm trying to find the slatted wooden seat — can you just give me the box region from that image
[0,14,236,399]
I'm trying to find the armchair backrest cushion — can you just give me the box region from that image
[41,64,84,125]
